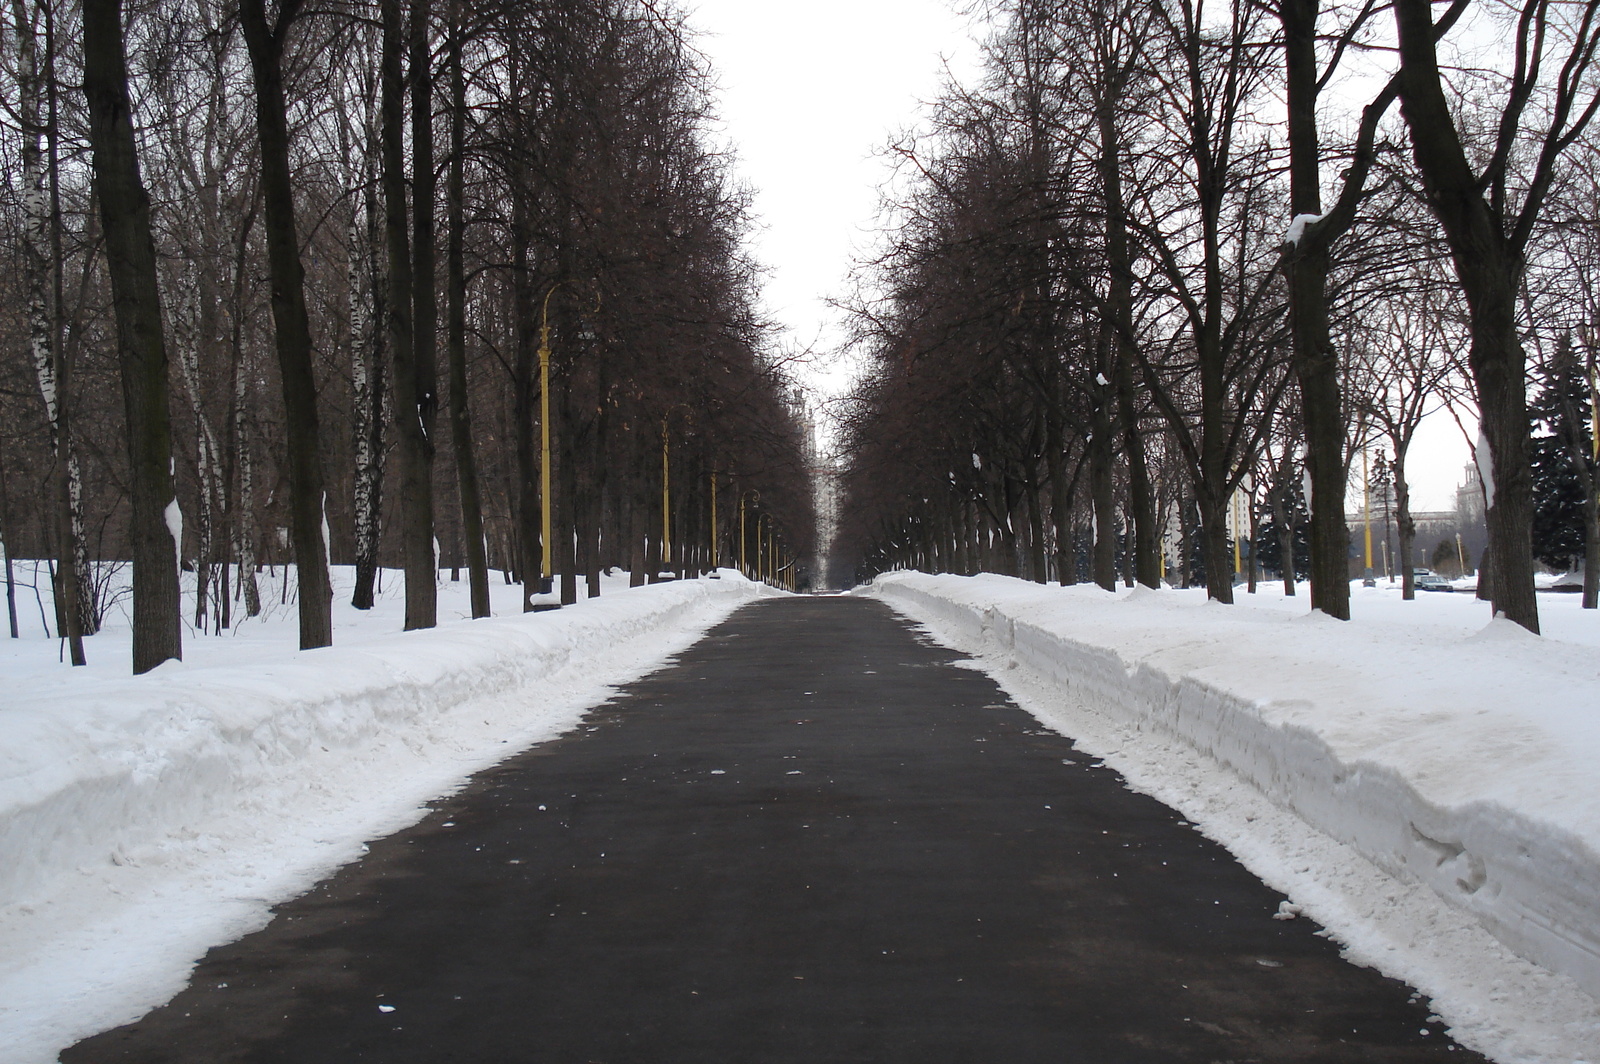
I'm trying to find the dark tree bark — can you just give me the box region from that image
[446,0,489,618]
[1280,0,1354,620]
[1090,327,1117,591]
[509,164,548,609]
[381,0,436,631]
[1391,0,1600,633]
[1090,4,1160,588]
[407,0,440,628]
[240,0,334,650]
[83,0,182,673]
[1278,0,1469,619]
[558,379,579,604]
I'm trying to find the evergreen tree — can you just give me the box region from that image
[1430,538,1469,578]
[1529,339,1595,571]
[1255,482,1311,580]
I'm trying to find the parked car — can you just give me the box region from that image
[1414,571,1453,593]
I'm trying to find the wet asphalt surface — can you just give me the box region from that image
[65,595,1484,1063]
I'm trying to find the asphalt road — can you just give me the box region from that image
[65,595,1484,1063]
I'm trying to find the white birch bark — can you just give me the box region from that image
[12,0,87,653]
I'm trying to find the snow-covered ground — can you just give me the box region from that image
[868,571,1600,1064]
[0,562,772,1064]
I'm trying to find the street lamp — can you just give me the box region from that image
[709,469,719,570]
[1362,445,1376,587]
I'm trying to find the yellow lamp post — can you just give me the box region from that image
[1362,446,1375,587]
[709,470,718,570]
[1232,489,1243,575]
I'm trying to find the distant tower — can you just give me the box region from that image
[1456,461,1485,527]
[1454,461,1489,567]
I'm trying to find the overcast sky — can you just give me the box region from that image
[683,0,1471,512]
[685,1,984,384]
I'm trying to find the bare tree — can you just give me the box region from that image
[240,0,333,648]
[1351,273,1463,598]
[1391,0,1600,633]
[11,0,87,661]
[82,0,181,672]
[446,0,488,618]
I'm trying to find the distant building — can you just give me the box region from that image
[1344,461,1487,575]
[1455,461,1488,555]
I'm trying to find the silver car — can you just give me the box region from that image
[1414,571,1454,593]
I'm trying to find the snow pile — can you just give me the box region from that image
[0,569,769,1064]
[869,571,1600,1063]
[1284,211,1324,246]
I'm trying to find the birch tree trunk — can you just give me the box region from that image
[350,84,387,611]
[175,271,224,629]
[13,0,86,663]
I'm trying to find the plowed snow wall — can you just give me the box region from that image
[872,572,1600,1001]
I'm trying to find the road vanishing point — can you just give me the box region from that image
[66,596,1484,1063]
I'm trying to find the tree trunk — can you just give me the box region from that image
[1584,490,1599,610]
[407,0,440,628]
[14,0,85,663]
[1281,0,1354,621]
[446,1,489,618]
[1246,491,1259,594]
[1394,0,1538,632]
[175,275,224,630]
[83,0,182,673]
[1025,478,1046,583]
[558,382,578,605]
[2,444,21,637]
[1090,381,1117,591]
[381,0,437,631]
[1273,479,1296,596]
[631,446,649,586]
[1097,100,1159,588]
[240,0,333,650]
[227,204,261,620]
[510,190,543,610]
[350,130,387,611]
[1199,491,1233,604]
[1394,454,1416,600]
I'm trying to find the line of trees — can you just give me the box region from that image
[1,0,815,672]
[836,0,1600,631]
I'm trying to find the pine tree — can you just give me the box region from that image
[1254,481,1311,581]
[1529,337,1595,576]
[1431,538,1469,578]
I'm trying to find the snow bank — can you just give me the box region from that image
[0,572,768,1064]
[870,572,1600,1063]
